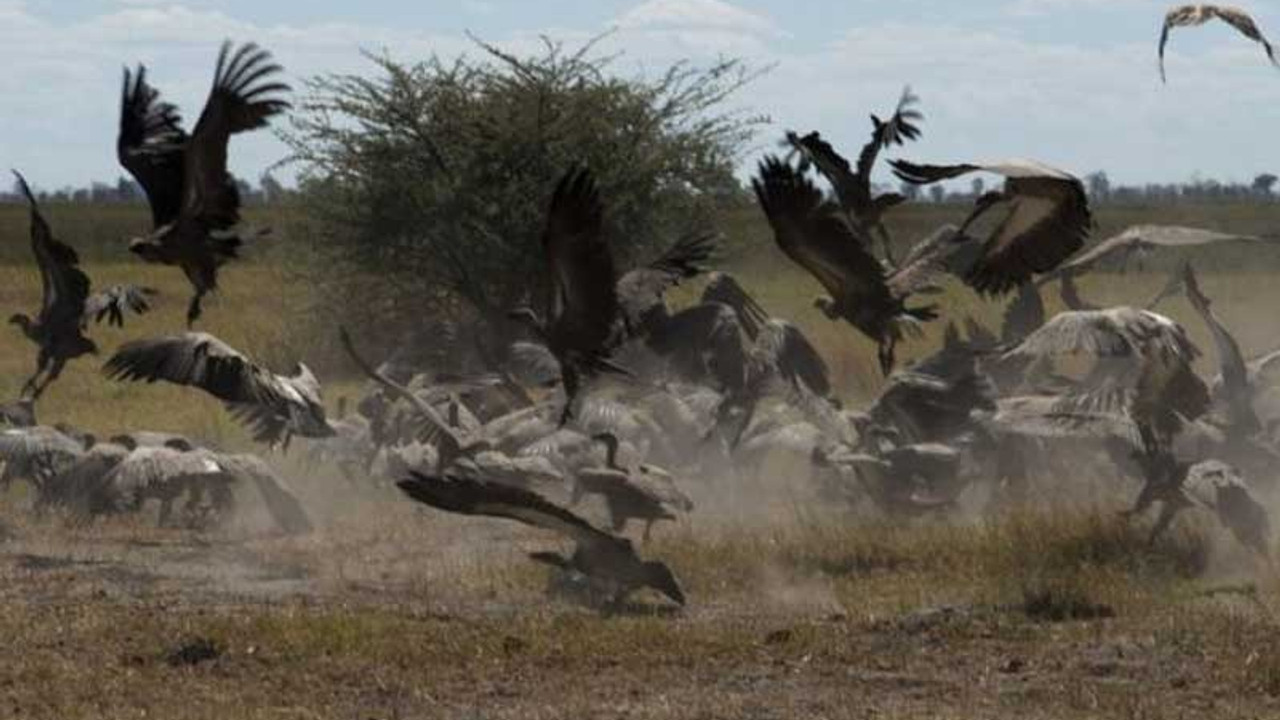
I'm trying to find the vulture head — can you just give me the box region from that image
[7,313,32,336]
[642,559,687,606]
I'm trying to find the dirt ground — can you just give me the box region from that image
[3,474,1279,720]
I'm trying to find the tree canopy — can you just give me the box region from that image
[282,35,765,356]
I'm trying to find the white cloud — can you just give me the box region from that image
[618,0,776,34]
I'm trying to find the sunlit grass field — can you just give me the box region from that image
[1,200,1280,717]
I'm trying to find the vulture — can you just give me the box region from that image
[1048,224,1267,280]
[508,167,627,425]
[614,231,718,340]
[784,86,923,264]
[1003,307,1209,450]
[1159,4,1278,82]
[753,156,938,375]
[891,159,1092,295]
[102,332,333,447]
[117,42,290,325]
[7,172,151,399]
[397,472,686,609]
[83,285,158,328]
[1128,457,1271,557]
[572,432,693,542]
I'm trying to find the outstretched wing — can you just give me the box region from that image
[1212,5,1278,66]
[1181,262,1257,433]
[102,332,261,404]
[896,160,1091,295]
[700,272,769,339]
[541,167,619,353]
[183,42,291,231]
[753,319,832,398]
[117,65,188,228]
[1055,224,1266,276]
[12,171,91,329]
[82,285,158,328]
[397,472,613,549]
[784,131,859,211]
[616,231,717,331]
[856,86,922,188]
[752,157,892,310]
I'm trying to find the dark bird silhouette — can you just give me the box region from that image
[1159,4,1279,82]
[397,472,685,608]
[102,332,333,447]
[784,86,923,264]
[892,159,1092,295]
[7,171,95,399]
[753,157,938,375]
[117,42,290,326]
[509,167,627,425]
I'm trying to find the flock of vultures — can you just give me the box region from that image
[2,5,1279,611]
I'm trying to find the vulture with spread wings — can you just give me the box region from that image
[784,86,923,264]
[892,159,1092,296]
[753,156,938,375]
[397,472,685,608]
[7,171,95,399]
[117,41,290,326]
[1159,4,1278,82]
[509,167,627,425]
[1003,307,1209,451]
[1048,224,1267,280]
[614,231,717,340]
[103,332,333,447]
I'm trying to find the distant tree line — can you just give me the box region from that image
[895,170,1279,206]
[0,173,294,206]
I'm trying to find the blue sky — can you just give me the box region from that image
[2,0,1278,190]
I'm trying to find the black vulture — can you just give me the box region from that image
[117,42,290,325]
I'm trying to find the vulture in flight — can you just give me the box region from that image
[753,156,938,375]
[1048,224,1267,280]
[784,86,924,265]
[509,167,628,425]
[1159,4,1278,82]
[8,172,154,398]
[614,231,718,341]
[892,159,1092,296]
[117,41,290,326]
[102,332,333,447]
[397,472,686,609]
[8,171,95,399]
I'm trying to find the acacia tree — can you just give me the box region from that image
[282,35,765,360]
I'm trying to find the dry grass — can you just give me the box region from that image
[2,201,1280,717]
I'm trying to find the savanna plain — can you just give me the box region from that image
[2,201,1280,719]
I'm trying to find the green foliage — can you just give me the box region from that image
[281,34,766,347]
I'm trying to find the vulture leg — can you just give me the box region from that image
[877,340,896,377]
[32,357,67,400]
[186,289,206,328]
[642,519,654,544]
